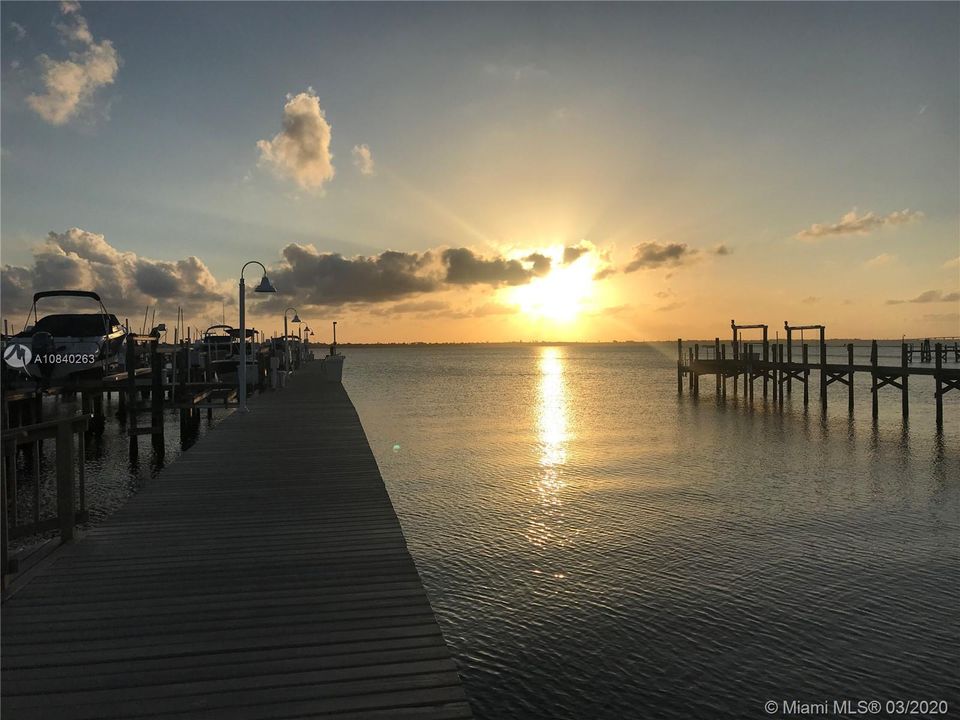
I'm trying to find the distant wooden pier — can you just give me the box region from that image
[678,321,960,430]
[1,362,473,719]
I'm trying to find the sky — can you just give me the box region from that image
[1,1,958,343]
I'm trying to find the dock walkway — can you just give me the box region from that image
[1,362,473,719]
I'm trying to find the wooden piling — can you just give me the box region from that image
[715,338,721,396]
[693,344,700,398]
[871,340,879,420]
[762,339,769,400]
[847,343,855,413]
[802,344,809,407]
[935,343,943,430]
[720,343,727,399]
[55,421,75,543]
[819,329,827,410]
[901,343,909,419]
[677,339,683,396]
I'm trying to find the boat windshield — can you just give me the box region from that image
[30,314,117,336]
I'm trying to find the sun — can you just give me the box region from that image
[506,246,598,323]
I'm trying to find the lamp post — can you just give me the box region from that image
[283,307,301,372]
[239,261,276,412]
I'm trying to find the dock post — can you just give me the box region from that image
[819,328,827,411]
[762,333,769,400]
[778,344,785,408]
[742,344,748,398]
[688,348,695,394]
[847,343,854,413]
[748,344,754,402]
[935,343,943,430]
[714,338,721,396]
[802,344,810,407]
[693,344,700,398]
[126,336,137,428]
[901,343,909,419]
[56,421,75,543]
[772,344,778,404]
[677,339,683,396]
[92,392,105,433]
[151,340,164,451]
[785,324,793,395]
[871,340,879,420]
[720,344,727,399]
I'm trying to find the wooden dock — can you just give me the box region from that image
[1,362,473,719]
[678,321,960,429]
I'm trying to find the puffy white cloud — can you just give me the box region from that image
[1,228,227,322]
[10,21,26,41]
[257,89,336,190]
[351,144,375,176]
[26,1,120,126]
[795,208,923,241]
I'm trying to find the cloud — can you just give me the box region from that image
[26,2,120,126]
[10,21,26,40]
[593,267,617,280]
[266,243,439,306]
[801,296,820,304]
[795,208,923,241]
[352,144,375,176]
[865,253,896,268]
[624,242,697,273]
[524,252,552,276]
[1,228,227,322]
[713,243,732,256]
[562,242,590,265]
[257,89,335,190]
[370,300,449,316]
[885,289,960,305]
[656,301,684,312]
[442,248,542,286]
[944,256,960,270]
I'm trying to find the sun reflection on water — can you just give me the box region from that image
[527,347,570,550]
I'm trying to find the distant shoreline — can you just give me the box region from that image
[329,338,933,348]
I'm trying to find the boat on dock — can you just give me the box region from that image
[195,324,258,386]
[4,290,126,383]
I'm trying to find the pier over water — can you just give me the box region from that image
[1,362,473,719]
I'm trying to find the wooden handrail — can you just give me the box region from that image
[2,414,90,589]
[2,414,91,443]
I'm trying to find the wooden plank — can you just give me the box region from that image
[1,363,473,718]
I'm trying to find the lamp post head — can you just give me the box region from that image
[292,313,302,323]
[255,275,277,293]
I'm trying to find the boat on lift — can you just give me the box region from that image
[4,290,127,383]
[195,324,258,385]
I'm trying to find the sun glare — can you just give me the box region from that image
[507,247,598,323]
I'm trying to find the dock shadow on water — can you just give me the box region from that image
[9,393,233,552]
[347,343,959,720]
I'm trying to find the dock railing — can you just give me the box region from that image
[1,413,90,589]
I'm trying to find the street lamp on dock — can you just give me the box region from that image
[239,261,276,412]
[284,307,301,372]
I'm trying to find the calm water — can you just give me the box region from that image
[344,344,960,719]
[9,393,233,548]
